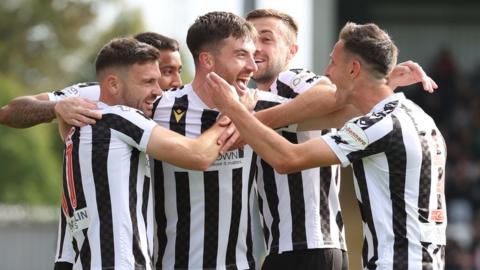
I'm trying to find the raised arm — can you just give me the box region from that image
[388,60,438,92]
[254,80,339,129]
[0,92,101,128]
[146,120,229,171]
[255,60,437,131]
[206,72,340,173]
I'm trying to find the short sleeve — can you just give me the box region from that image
[48,82,101,101]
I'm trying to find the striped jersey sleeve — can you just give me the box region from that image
[47,82,100,101]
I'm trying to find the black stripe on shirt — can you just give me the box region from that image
[142,176,150,258]
[254,100,281,112]
[57,208,67,260]
[319,166,332,244]
[174,172,191,269]
[128,150,145,266]
[91,123,115,268]
[71,128,91,266]
[203,171,220,268]
[154,161,167,268]
[386,116,409,269]
[258,190,270,246]
[421,242,433,269]
[226,168,243,266]
[80,231,91,270]
[246,152,257,269]
[261,159,280,254]
[201,110,219,133]
[353,160,379,269]
[282,131,307,249]
[276,80,299,99]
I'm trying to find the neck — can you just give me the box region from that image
[191,73,216,109]
[255,77,277,91]
[351,80,393,114]
[98,83,116,106]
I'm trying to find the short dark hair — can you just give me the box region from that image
[134,32,180,51]
[95,37,160,75]
[339,22,398,78]
[246,8,298,43]
[186,11,256,65]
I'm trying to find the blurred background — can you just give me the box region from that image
[0,0,479,269]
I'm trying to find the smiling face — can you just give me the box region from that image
[210,36,258,94]
[118,60,162,117]
[324,40,354,105]
[249,16,295,88]
[158,49,182,89]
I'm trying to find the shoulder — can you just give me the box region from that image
[274,68,330,95]
[352,100,400,130]
[102,105,150,122]
[278,68,327,86]
[50,82,100,101]
[159,85,190,101]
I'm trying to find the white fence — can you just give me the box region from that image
[0,205,59,270]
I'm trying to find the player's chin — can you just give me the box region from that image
[141,107,153,118]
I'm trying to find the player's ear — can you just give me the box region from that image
[199,52,214,70]
[287,43,298,62]
[350,59,361,79]
[105,73,120,96]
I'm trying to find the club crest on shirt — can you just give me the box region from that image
[173,108,186,122]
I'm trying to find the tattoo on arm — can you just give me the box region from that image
[0,96,56,128]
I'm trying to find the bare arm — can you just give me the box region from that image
[206,72,340,173]
[0,93,57,128]
[218,80,354,151]
[254,81,339,130]
[388,60,438,92]
[146,120,229,171]
[0,93,101,128]
[254,60,437,132]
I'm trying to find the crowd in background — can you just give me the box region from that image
[405,49,480,269]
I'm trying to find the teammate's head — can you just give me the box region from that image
[325,22,398,104]
[95,37,162,117]
[134,32,183,89]
[187,11,257,93]
[246,9,299,87]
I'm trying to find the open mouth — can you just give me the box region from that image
[235,77,250,94]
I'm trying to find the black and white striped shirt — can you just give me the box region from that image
[323,93,447,270]
[48,82,101,102]
[151,84,288,270]
[255,69,346,255]
[60,103,156,270]
[50,83,101,265]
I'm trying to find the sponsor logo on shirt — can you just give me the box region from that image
[212,149,244,167]
[67,207,90,235]
[341,122,369,149]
